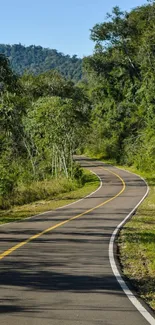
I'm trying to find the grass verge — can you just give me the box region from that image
[91,155,155,311]
[116,166,155,311]
[0,169,99,225]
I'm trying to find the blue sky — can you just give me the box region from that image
[1,0,147,57]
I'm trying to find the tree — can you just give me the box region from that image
[24,96,88,179]
[83,2,155,167]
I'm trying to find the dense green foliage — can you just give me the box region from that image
[82,2,155,310]
[0,55,89,209]
[0,44,82,81]
[83,1,155,173]
[1,2,155,310]
[1,1,155,210]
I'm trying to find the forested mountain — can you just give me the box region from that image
[0,44,82,81]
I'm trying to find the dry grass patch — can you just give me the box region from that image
[0,170,99,225]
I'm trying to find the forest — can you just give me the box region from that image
[0,0,155,311]
[0,44,82,81]
[83,1,155,171]
[0,53,90,209]
[1,1,155,207]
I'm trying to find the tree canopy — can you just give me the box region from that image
[83,1,155,171]
[0,53,89,208]
[1,1,155,208]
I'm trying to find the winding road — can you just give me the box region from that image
[0,157,154,325]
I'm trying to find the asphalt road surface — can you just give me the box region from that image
[0,157,154,325]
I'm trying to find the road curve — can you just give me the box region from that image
[0,157,154,325]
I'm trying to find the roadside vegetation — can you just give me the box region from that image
[0,53,91,214]
[1,0,155,311]
[88,153,155,310]
[0,170,99,224]
[0,55,98,223]
[117,167,155,311]
[87,153,155,310]
[81,1,155,311]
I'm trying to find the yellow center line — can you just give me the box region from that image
[0,168,126,261]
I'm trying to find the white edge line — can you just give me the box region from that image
[109,167,155,325]
[2,159,154,323]
[0,170,102,227]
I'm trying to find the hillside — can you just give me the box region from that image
[0,44,82,81]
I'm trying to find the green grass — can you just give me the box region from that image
[85,153,155,310]
[116,166,155,311]
[0,169,99,225]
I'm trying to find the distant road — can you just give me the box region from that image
[0,157,154,325]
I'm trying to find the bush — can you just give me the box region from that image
[0,164,18,197]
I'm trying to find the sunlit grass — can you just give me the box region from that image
[86,154,155,310]
[116,166,155,310]
[0,169,99,225]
